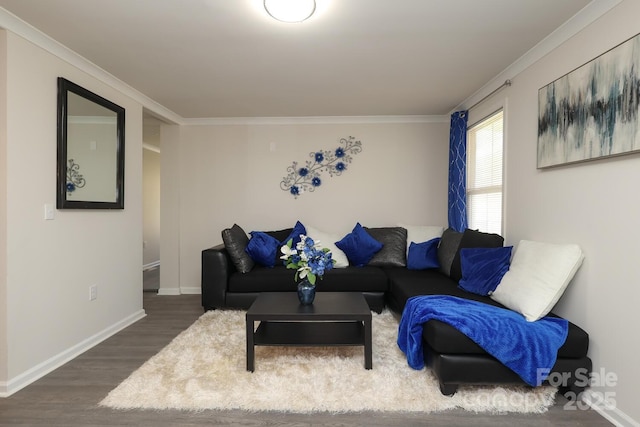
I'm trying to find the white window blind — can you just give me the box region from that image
[467,110,504,235]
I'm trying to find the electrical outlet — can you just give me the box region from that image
[89,285,98,301]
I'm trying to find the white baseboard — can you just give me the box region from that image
[157,287,181,295]
[156,287,200,295]
[143,261,160,271]
[582,389,640,427]
[0,309,146,398]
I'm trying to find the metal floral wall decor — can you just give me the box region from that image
[538,32,640,168]
[66,158,86,193]
[281,136,363,198]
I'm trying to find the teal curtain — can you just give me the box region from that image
[448,111,468,232]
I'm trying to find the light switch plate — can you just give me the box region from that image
[44,204,55,220]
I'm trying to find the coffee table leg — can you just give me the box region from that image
[364,318,372,369]
[246,316,255,372]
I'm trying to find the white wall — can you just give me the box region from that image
[159,124,181,294]
[143,148,160,267]
[0,30,144,394]
[168,120,449,293]
[470,1,640,424]
[0,29,8,386]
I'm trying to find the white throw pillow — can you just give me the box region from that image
[397,223,444,255]
[491,240,584,322]
[305,225,349,268]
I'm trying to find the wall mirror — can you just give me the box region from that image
[57,77,125,209]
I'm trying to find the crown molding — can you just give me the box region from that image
[4,1,619,125]
[0,7,183,125]
[451,0,622,114]
[0,8,446,126]
[182,115,448,126]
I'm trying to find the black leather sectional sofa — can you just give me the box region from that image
[201,225,591,396]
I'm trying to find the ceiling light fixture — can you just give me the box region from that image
[264,0,316,23]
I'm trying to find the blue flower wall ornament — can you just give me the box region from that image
[280,136,363,198]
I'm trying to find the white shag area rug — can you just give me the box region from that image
[100,310,557,414]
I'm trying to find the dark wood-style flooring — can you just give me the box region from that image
[143,266,159,292]
[0,286,612,426]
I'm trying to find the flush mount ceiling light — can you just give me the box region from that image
[264,0,316,23]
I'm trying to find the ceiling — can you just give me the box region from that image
[0,0,596,119]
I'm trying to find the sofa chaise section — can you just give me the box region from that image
[384,265,591,396]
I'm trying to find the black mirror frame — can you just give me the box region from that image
[57,77,126,209]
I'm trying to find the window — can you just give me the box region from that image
[466,110,503,235]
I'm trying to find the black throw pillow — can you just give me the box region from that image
[221,224,254,273]
[437,228,464,277]
[265,228,293,266]
[449,228,504,282]
[365,227,407,267]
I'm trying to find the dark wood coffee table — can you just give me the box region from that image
[246,292,372,372]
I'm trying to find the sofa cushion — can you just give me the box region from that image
[318,267,389,292]
[384,268,486,310]
[407,238,440,270]
[449,229,505,282]
[245,231,280,267]
[422,316,590,358]
[365,226,407,267]
[265,228,293,243]
[491,240,584,322]
[336,223,383,267]
[221,224,254,273]
[458,246,512,296]
[437,228,463,277]
[305,225,349,268]
[228,265,388,293]
[228,266,298,292]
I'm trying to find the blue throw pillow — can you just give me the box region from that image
[458,246,513,295]
[245,231,280,267]
[335,223,383,267]
[282,220,306,248]
[407,238,441,270]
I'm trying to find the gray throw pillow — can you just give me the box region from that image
[365,227,407,267]
[221,224,254,273]
[437,228,464,277]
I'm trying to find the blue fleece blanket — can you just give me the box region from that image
[397,295,568,386]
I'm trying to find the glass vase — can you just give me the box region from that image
[297,278,316,305]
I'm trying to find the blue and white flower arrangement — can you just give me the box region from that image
[280,136,363,198]
[280,235,335,285]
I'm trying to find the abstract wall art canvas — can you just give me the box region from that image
[538,33,640,168]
